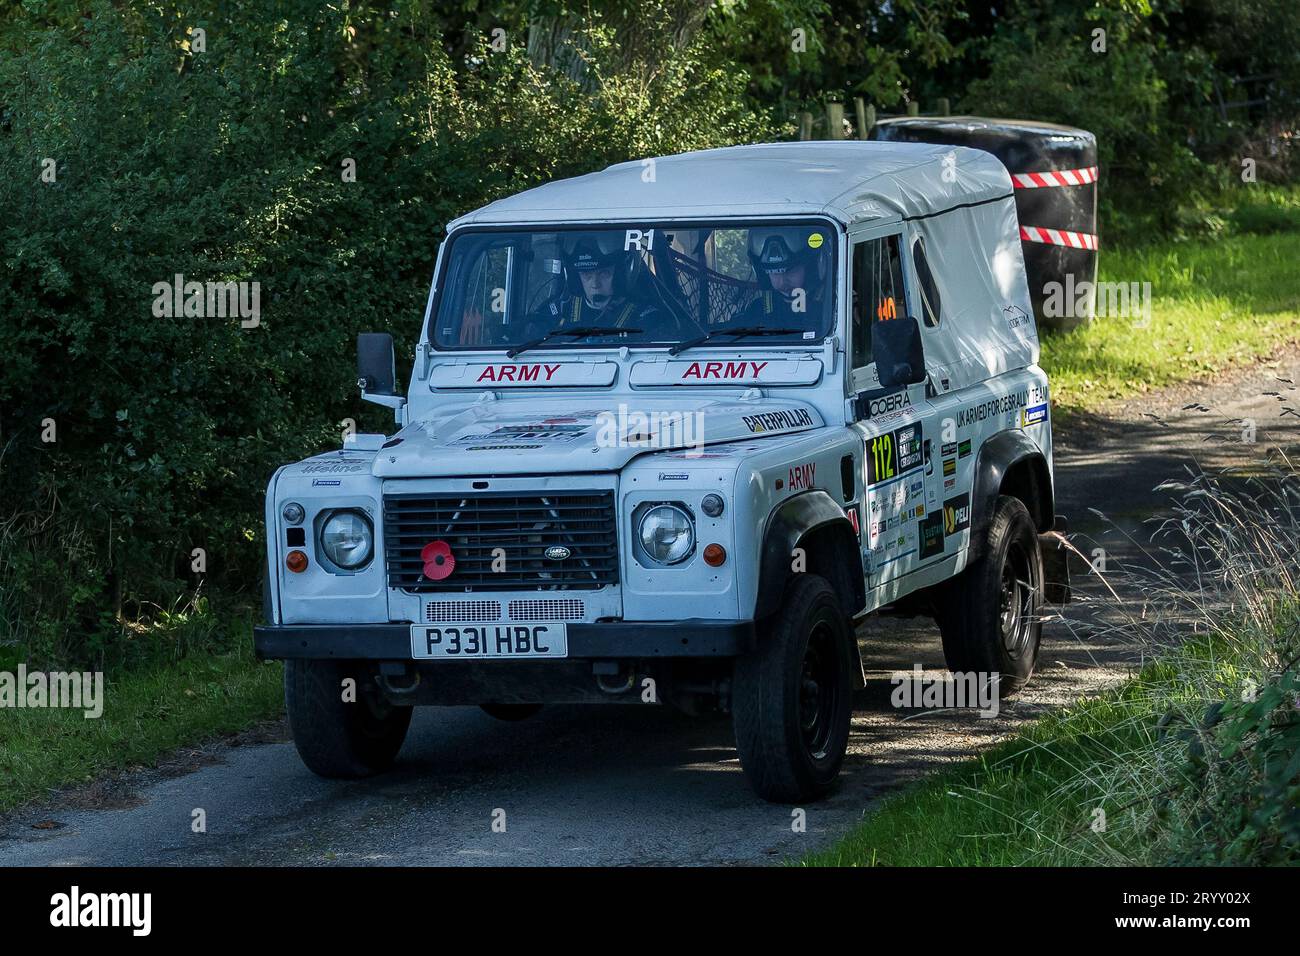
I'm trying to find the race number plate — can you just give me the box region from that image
[410,623,568,660]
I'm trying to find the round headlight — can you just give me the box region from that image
[637,504,695,565]
[282,501,305,525]
[320,511,373,570]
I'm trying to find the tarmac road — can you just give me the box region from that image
[2,349,1297,866]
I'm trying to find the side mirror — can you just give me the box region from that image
[874,315,926,388]
[357,332,396,395]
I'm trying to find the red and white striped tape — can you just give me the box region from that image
[1019,225,1099,250]
[1011,166,1098,189]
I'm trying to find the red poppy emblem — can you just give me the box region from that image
[421,540,455,580]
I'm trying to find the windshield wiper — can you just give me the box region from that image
[506,325,643,359]
[668,326,803,356]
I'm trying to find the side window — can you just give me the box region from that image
[912,237,942,328]
[851,234,906,370]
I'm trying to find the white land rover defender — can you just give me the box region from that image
[255,141,1069,803]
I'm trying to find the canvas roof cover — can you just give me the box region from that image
[449,141,1015,228]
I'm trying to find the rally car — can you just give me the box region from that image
[254,141,1069,802]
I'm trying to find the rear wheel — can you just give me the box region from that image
[732,574,854,803]
[936,495,1044,697]
[284,660,412,778]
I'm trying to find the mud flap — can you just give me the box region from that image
[1039,515,1071,605]
[847,634,866,691]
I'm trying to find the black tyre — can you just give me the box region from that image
[480,703,543,721]
[936,495,1044,697]
[732,574,854,803]
[284,659,413,778]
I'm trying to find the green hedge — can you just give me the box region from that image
[0,1,768,667]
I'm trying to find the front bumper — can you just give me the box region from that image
[254,619,755,661]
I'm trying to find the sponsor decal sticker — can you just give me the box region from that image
[943,493,971,536]
[1021,403,1049,427]
[302,461,368,474]
[942,457,956,477]
[896,423,924,472]
[940,442,957,457]
[866,421,925,486]
[865,390,912,420]
[743,408,815,433]
[457,423,588,444]
[1003,304,1030,329]
[312,479,342,486]
[958,438,972,458]
[919,511,946,559]
[956,390,1029,429]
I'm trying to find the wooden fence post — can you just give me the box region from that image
[854,97,867,139]
[798,111,813,141]
[826,102,844,140]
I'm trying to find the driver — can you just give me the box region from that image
[532,232,662,336]
[732,227,828,333]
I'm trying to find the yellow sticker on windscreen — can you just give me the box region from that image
[808,233,824,249]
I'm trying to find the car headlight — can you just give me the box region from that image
[320,510,374,570]
[636,503,695,565]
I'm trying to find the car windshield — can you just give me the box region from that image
[431,221,836,350]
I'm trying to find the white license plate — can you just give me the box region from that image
[410,623,568,660]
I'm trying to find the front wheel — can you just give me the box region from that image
[732,574,854,803]
[284,660,413,778]
[936,494,1044,697]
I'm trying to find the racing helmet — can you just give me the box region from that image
[747,227,826,293]
[562,231,640,306]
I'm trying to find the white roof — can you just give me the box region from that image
[449,141,1014,229]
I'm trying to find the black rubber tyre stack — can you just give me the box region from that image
[871,116,1099,331]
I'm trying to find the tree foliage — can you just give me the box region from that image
[0,0,767,666]
[1,0,1295,667]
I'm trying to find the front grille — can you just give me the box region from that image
[385,491,618,593]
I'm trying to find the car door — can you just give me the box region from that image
[845,225,937,591]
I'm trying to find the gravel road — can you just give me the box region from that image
[3,349,1298,866]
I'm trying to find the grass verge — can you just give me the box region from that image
[0,642,281,815]
[804,465,1300,866]
[1042,186,1300,412]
